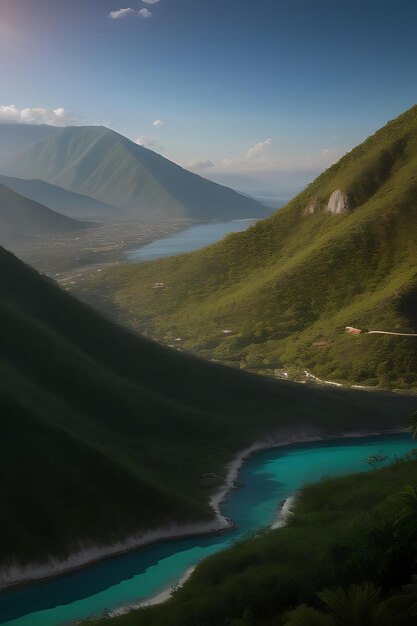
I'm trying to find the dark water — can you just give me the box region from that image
[1,433,415,626]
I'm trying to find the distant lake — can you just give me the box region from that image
[127,219,257,262]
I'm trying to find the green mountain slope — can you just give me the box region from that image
[0,246,414,567]
[85,105,417,389]
[0,184,89,241]
[0,174,123,220]
[2,125,270,219]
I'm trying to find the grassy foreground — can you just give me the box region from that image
[89,452,417,626]
[81,105,417,390]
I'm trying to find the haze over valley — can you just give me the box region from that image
[0,122,271,279]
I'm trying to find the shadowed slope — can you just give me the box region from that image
[0,184,89,241]
[0,246,414,567]
[0,174,122,220]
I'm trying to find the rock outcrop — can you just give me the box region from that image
[326,190,350,215]
[304,199,320,215]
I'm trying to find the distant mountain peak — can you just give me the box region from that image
[1,124,271,220]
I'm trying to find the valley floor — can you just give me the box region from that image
[2,217,192,280]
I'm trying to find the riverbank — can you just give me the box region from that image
[91,444,417,626]
[110,494,299,616]
[137,491,299,611]
[108,566,198,617]
[0,425,407,592]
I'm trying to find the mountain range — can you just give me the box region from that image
[0,184,88,242]
[1,124,269,220]
[1,245,413,572]
[84,105,417,389]
[0,174,122,220]
[0,123,57,169]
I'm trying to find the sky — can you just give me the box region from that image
[1,0,417,197]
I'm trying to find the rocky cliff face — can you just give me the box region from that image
[304,191,350,216]
[326,189,350,214]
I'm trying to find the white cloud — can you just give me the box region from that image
[135,136,162,150]
[188,159,215,171]
[109,7,152,19]
[220,138,274,171]
[108,8,136,19]
[246,138,272,160]
[322,148,336,157]
[0,105,79,126]
[152,119,165,127]
[220,141,351,178]
[0,105,20,122]
[321,147,350,164]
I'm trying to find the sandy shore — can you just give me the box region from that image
[0,425,407,591]
[111,493,297,615]
[108,565,197,617]
[271,494,297,530]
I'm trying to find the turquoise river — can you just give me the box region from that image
[1,433,415,626]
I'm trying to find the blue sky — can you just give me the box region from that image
[1,0,417,195]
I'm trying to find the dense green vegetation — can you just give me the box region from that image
[83,105,417,389]
[89,451,417,626]
[0,245,415,566]
[1,124,269,219]
[0,183,88,241]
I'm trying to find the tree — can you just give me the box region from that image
[394,485,417,533]
[284,583,417,626]
[284,604,335,625]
